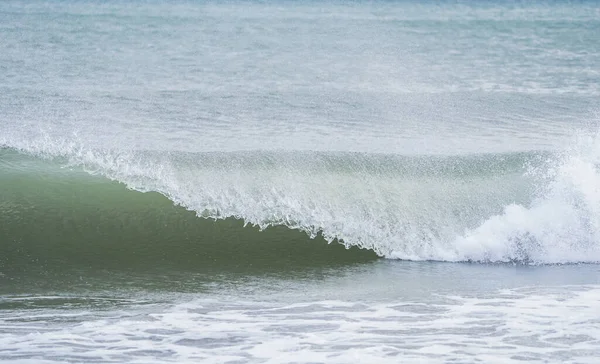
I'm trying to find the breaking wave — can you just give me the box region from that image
[2,130,600,265]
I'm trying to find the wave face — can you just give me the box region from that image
[0,153,376,279]
[3,131,600,265]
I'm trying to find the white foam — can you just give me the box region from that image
[1,286,599,363]
[448,131,600,263]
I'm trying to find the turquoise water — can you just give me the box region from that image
[2,0,600,362]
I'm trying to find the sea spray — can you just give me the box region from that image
[450,130,600,263]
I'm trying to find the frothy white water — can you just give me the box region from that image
[449,132,600,263]
[1,285,599,363]
[2,130,600,264]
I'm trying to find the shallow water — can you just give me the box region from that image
[2,262,600,363]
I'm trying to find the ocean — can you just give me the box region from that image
[1,0,600,362]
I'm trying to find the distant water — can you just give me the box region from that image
[1,0,600,362]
